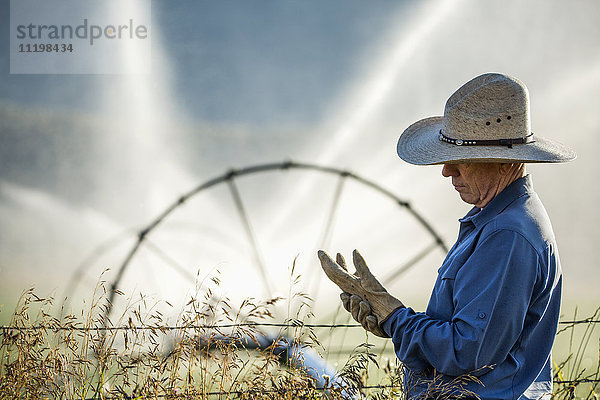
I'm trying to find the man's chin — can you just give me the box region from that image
[458,193,476,206]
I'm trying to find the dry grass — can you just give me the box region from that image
[0,271,598,399]
[0,271,375,399]
[553,307,600,399]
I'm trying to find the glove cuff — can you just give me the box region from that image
[379,305,404,328]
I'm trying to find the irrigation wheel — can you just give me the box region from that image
[64,160,448,362]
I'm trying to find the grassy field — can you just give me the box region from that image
[0,277,598,399]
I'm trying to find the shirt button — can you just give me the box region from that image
[478,312,486,319]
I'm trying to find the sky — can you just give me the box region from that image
[1,0,599,330]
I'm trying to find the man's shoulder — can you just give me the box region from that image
[481,191,556,252]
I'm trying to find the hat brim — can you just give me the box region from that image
[397,116,577,165]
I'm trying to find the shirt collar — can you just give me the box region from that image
[458,175,533,228]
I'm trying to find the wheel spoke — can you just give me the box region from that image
[382,240,440,285]
[227,177,274,299]
[307,173,348,305]
[144,239,197,283]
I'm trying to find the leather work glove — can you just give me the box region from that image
[318,250,404,337]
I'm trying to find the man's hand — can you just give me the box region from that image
[318,250,404,335]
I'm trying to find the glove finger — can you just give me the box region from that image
[365,314,379,331]
[349,295,362,322]
[352,250,385,291]
[366,315,388,338]
[318,250,361,294]
[340,292,351,313]
[336,253,348,272]
[358,301,371,326]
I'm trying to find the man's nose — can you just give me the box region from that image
[442,164,458,177]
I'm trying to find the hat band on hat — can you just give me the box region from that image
[439,130,534,149]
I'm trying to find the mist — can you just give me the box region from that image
[1,0,599,325]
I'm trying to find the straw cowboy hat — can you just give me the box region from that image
[396,73,576,165]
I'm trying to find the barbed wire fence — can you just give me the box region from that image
[2,302,598,400]
[1,319,599,333]
[2,319,599,385]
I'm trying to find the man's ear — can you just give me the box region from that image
[499,162,526,178]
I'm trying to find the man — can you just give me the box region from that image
[318,73,575,399]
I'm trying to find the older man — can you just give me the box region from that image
[319,73,575,399]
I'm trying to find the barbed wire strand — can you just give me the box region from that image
[559,319,600,325]
[1,318,599,333]
[0,322,360,332]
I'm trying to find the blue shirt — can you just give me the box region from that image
[382,175,562,400]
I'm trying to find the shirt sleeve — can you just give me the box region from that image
[382,229,540,376]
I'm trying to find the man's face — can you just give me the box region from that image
[441,163,504,208]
